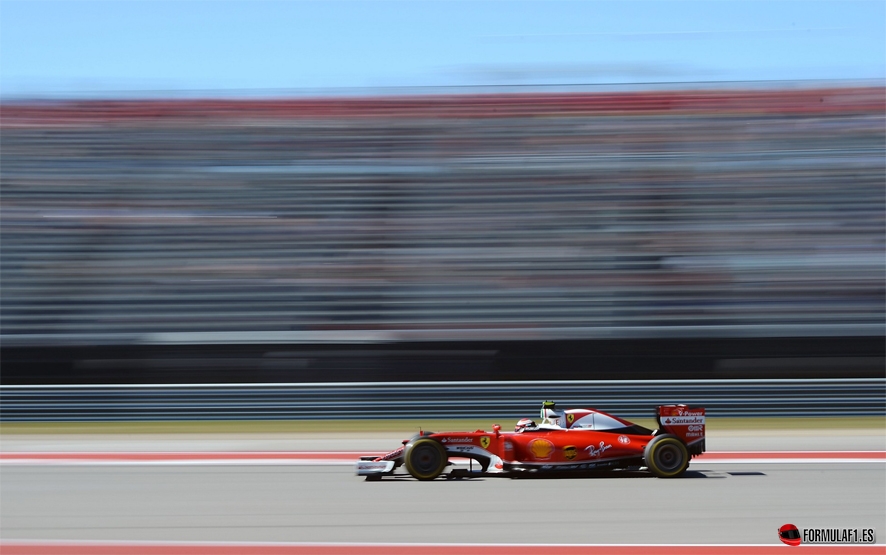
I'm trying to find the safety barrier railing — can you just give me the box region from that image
[1,378,882,421]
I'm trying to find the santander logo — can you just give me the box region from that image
[441,437,473,444]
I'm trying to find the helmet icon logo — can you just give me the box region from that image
[778,524,802,546]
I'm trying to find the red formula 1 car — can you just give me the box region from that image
[356,401,705,480]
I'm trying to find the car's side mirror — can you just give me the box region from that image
[493,424,501,437]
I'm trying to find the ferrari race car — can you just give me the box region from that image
[356,402,705,480]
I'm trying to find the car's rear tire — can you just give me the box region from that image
[644,434,689,478]
[404,438,448,481]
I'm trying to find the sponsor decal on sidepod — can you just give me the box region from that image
[529,438,555,460]
[586,442,612,458]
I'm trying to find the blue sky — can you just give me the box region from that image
[1,1,884,97]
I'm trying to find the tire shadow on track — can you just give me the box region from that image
[502,469,748,480]
[369,469,755,481]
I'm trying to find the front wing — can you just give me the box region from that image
[356,459,396,476]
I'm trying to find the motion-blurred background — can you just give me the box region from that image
[1,1,884,418]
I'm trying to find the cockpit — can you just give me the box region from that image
[514,401,653,434]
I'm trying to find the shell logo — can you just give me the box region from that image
[480,436,491,449]
[529,438,555,460]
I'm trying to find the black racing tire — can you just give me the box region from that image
[644,434,690,478]
[404,437,448,481]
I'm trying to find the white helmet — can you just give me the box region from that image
[515,418,536,432]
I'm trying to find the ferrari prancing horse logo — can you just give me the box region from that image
[566,413,575,425]
[480,436,491,449]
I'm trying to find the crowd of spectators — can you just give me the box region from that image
[2,86,883,344]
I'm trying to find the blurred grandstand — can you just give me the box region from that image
[1,85,884,381]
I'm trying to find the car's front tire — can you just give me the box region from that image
[644,434,689,478]
[404,437,448,481]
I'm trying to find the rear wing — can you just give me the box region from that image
[656,404,705,455]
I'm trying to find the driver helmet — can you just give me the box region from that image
[515,418,536,432]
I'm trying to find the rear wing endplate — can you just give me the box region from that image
[656,404,705,455]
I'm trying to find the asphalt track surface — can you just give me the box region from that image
[1,431,884,553]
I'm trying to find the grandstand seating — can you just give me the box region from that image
[1,87,884,344]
